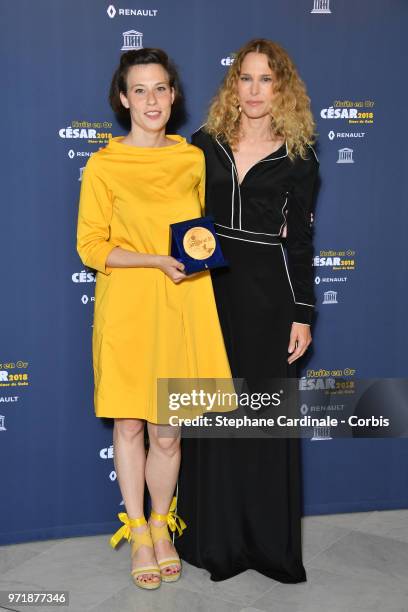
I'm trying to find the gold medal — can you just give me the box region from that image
[183,226,216,260]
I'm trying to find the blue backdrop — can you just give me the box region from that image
[1,0,407,544]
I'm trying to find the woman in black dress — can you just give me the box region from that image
[177,39,319,582]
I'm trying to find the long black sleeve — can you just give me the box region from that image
[285,148,319,325]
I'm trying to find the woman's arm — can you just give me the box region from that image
[285,149,319,325]
[286,148,319,363]
[76,157,118,275]
[106,247,186,283]
[76,157,186,282]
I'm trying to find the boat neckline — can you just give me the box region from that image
[108,134,186,151]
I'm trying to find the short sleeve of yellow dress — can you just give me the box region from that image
[76,135,235,423]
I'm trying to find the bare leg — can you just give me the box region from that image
[146,423,181,576]
[113,418,160,586]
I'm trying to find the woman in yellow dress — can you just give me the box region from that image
[76,48,232,590]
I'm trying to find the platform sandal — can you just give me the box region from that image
[110,513,161,590]
[149,496,187,582]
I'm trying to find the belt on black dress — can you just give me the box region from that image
[214,223,284,246]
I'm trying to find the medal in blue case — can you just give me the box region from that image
[170,215,229,275]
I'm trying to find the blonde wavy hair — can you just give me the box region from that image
[205,39,318,161]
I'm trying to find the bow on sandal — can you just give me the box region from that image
[149,496,187,582]
[110,513,161,590]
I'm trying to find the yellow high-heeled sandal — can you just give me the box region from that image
[149,496,187,583]
[110,513,161,590]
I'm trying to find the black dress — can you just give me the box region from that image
[177,127,319,582]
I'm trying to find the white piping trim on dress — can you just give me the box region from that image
[258,140,289,162]
[192,123,207,137]
[214,137,237,174]
[214,192,288,237]
[216,233,314,307]
[215,137,241,230]
[278,193,289,235]
[199,132,315,309]
[192,126,237,225]
[231,165,235,228]
[279,243,315,308]
[235,140,288,189]
[238,176,242,229]
[215,137,289,233]
[308,144,319,163]
[280,243,296,303]
[216,233,283,247]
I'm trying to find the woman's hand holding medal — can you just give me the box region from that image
[156,255,187,283]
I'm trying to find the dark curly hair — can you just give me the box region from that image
[109,48,182,126]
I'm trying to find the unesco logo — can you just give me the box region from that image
[121,30,143,50]
[311,0,332,13]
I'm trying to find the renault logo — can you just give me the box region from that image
[107,4,116,18]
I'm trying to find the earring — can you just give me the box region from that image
[238,105,242,113]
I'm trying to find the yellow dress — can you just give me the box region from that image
[76,135,233,422]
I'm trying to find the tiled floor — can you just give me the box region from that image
[1,510,407,612]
